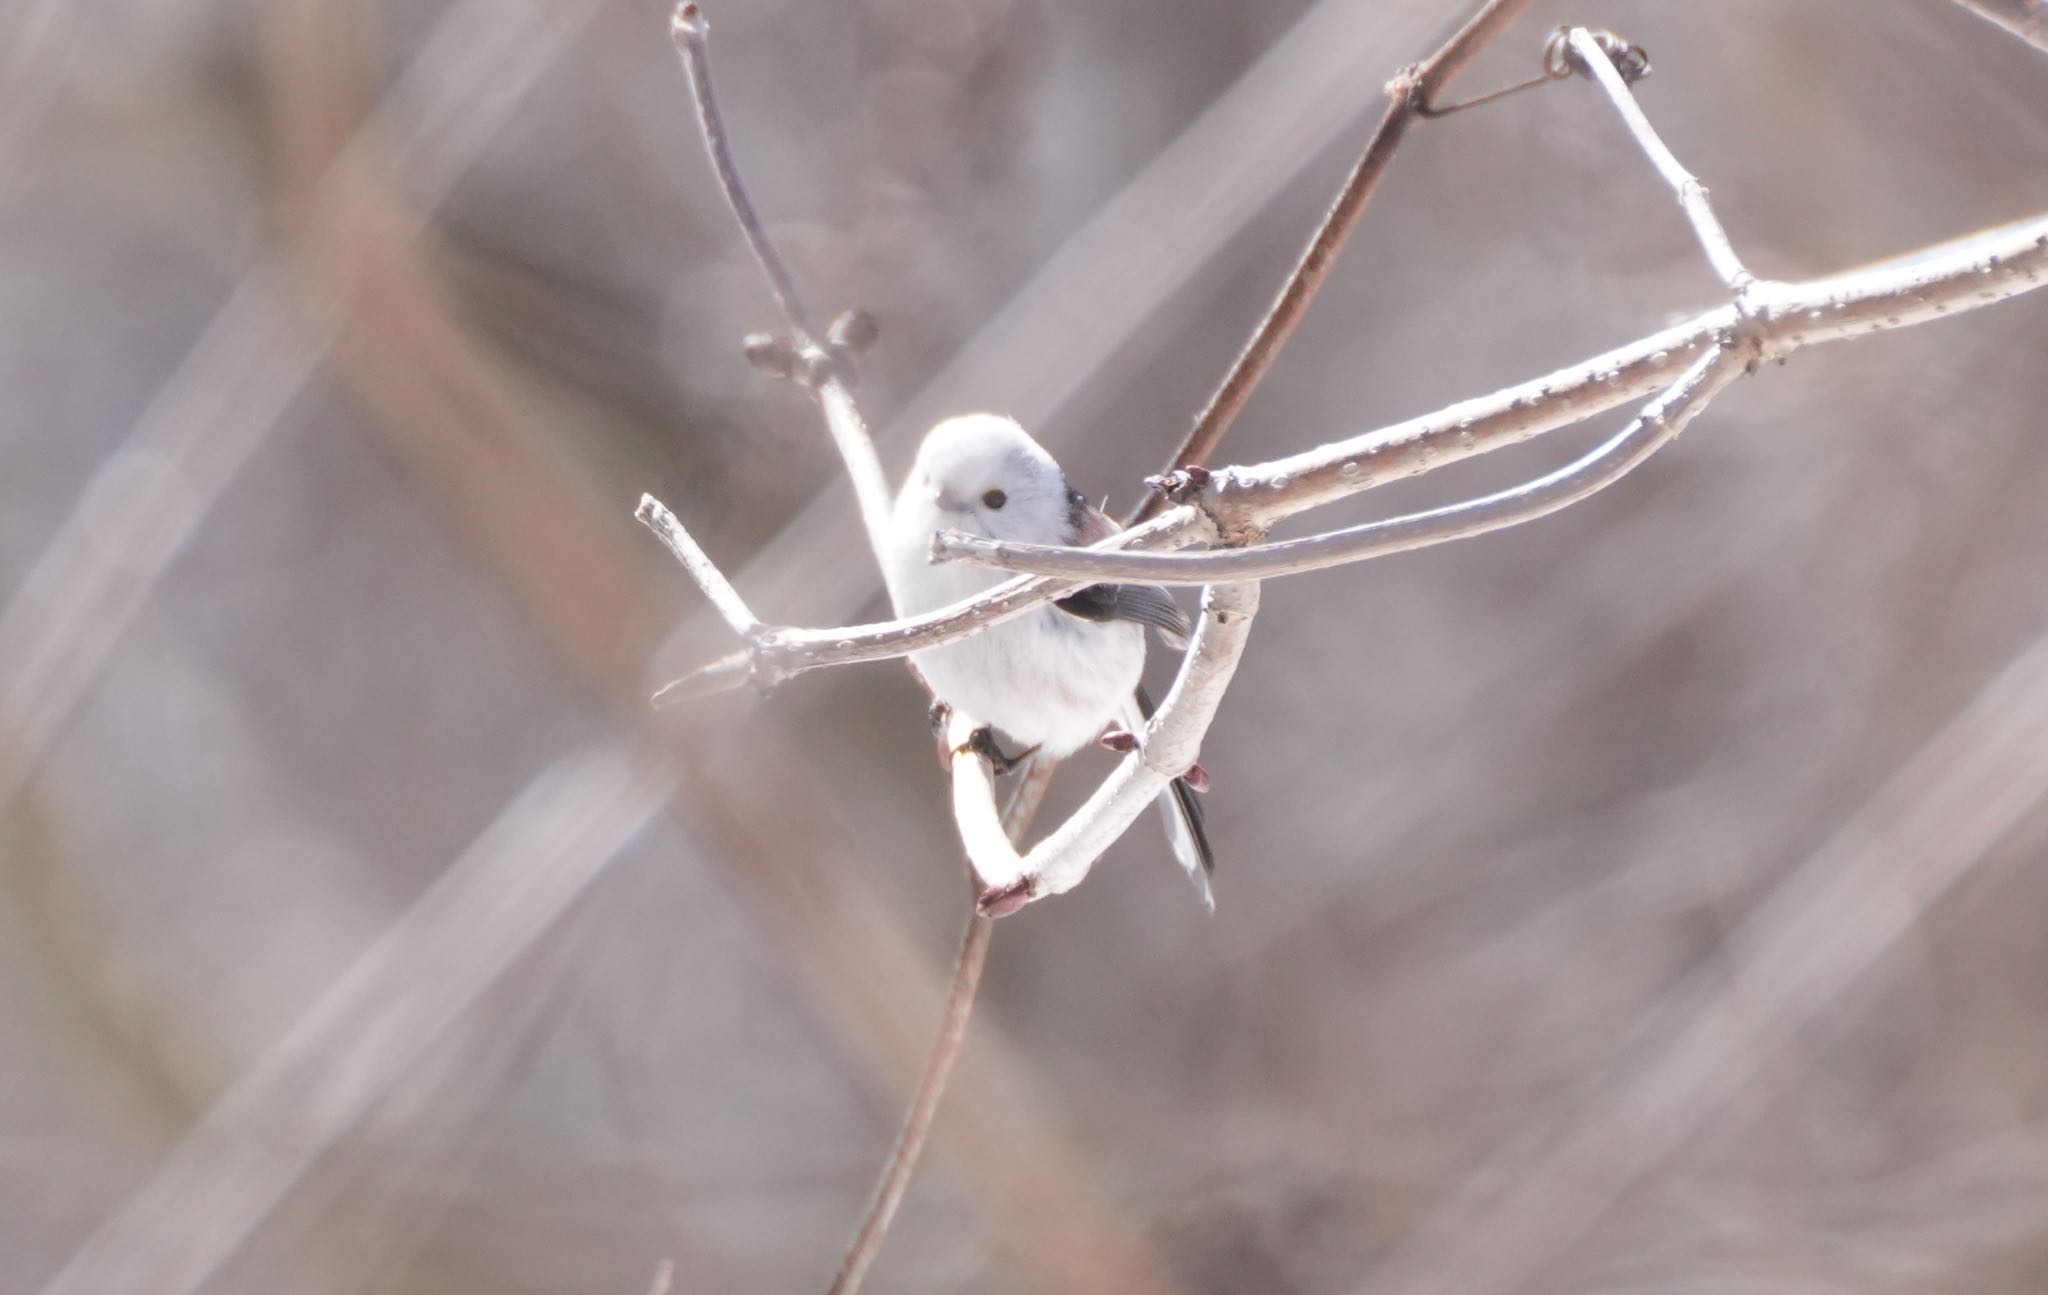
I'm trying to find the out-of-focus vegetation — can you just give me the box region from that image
[5,2,2048,1292]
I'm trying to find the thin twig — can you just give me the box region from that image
[647,210,2048,700]
[939,344,1742,584]
[826,746,1051,1295]
[634,496,760,636]
[1565,26,1751,291]
[667,3,894,555]
[928,211,2048,581]
[826,911,994,1295]
[987,578,1262,906]
[1127,0,1539,525]
[645,506,1203,704]
[668,3,810,333]
[656,10,1056,1293]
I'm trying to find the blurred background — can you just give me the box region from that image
[5,1,2048,1292]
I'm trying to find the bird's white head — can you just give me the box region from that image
[903,413,1074,544]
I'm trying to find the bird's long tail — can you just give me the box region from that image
[1130,684,1216,912]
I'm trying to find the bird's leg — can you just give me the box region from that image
[927,699,952,738]
[1098,727,1210,792]
[957,725,1038,776]
[977,875,1039,918]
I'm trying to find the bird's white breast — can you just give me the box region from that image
[887,504,1143,758]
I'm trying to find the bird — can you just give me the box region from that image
[884,412,1215,910]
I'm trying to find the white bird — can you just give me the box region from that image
[885,412,1215,909]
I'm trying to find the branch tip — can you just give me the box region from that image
[976,877,1037,918]
[1546,26,1649,84]
[742,331,801,380]
[827,307,879,358]
[668,2,705,47]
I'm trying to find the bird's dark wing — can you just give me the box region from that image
[1055,583,1192,648]
[1128,683,1215,910]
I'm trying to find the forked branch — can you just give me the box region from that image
[636,8,2048,1295]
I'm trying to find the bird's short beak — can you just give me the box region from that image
[932,486,967,514]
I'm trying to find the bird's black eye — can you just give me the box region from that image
[981,488,1008,510]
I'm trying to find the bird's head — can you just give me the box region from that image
[906,413,1074,544]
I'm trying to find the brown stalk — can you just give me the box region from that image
[1128,0,1538,525]
[826,759,1049,1295]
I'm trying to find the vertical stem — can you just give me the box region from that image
[825,760,1051,1295]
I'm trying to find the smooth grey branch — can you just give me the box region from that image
[646,506,1205,705]
[1566,27,1752,291]
[925,210,2048,585]
[974,579,1262,908]
[635,495,760,636]
[935,344,1742,585]
[1218,211,2048,528]
[668,2,811,332]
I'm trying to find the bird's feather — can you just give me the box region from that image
[1125,686,1215,911]
[1056,583,1192,648]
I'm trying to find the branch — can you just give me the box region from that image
[937,343,1742,585]
[826,734,1052,1295]
[1564,28,1749,290]
[667,3,809,331]
[634,496,759,636]
[934,211,2048,581]
[959,580,1260,909]
[1129,0,1539,524]
[644,506,1205,704]
[826,910,994,1295]
[668,3,893,554]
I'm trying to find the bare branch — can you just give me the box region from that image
[826,730,1051,1295]
[813,372,899,568]
[1238,211,2048,527]
[933,210,2048,583]
[826,908,995,1295]
[1129,0,1539,524]
[939,343,1741,585]
[667,3,810,332]
[634,495,760,637]
[647,210,2048,698]
[1564,27,1750,290]
[665,3,896,560]
[1011,581,1260,904]
[947,709,1028,894]
[957,579,1259,912]
[645,506,1206,704]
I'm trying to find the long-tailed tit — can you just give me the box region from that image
[885,413,1215,909]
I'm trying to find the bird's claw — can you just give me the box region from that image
[956,726,1036,776]
[977,875,1038,917]
[1099,728,1210,793]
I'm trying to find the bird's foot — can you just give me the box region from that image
[1098,728,1209,792]
[977,874,1039,917]
[956,726,1037,776]
[927,700,952,738]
